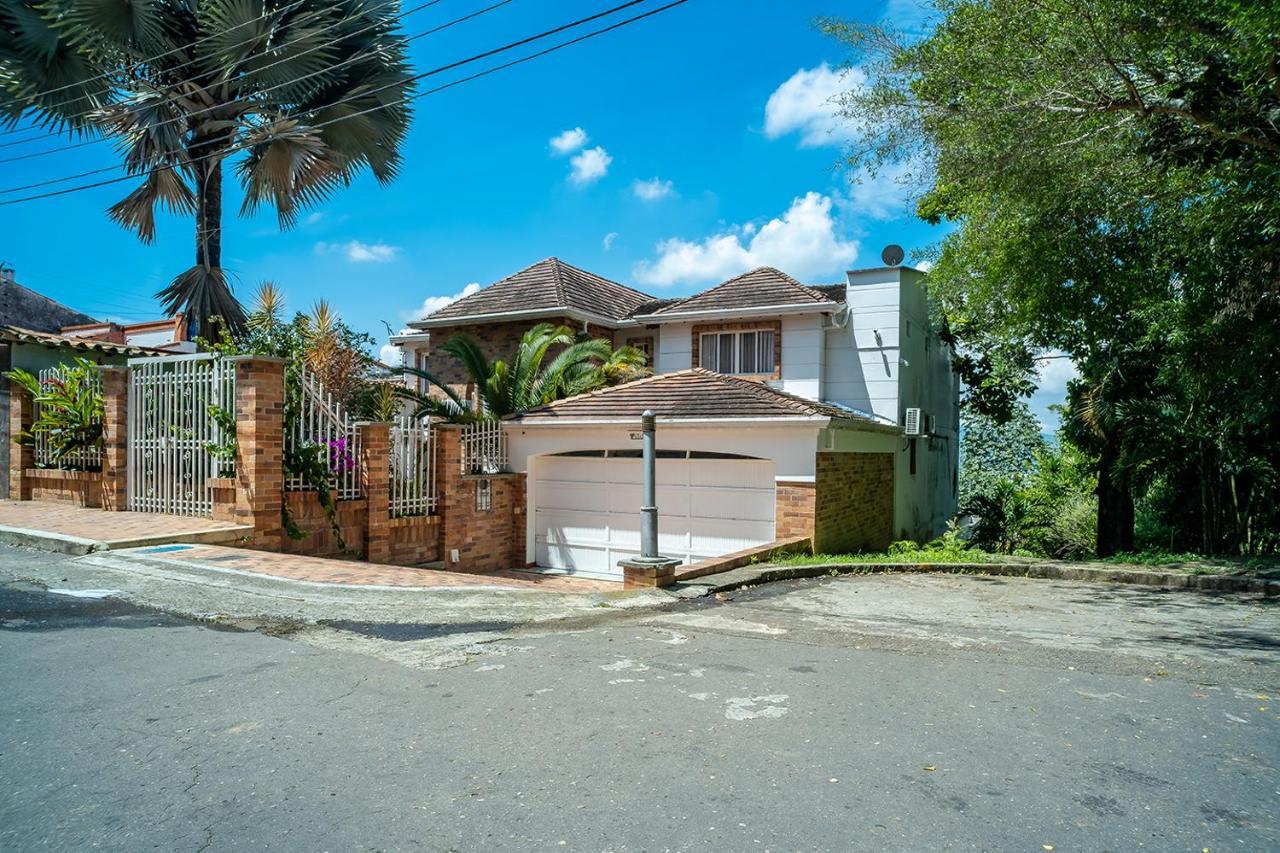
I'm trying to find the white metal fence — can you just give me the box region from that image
[127,354,235,517]
[390,416,436,517]
[287,367,362,500]
[460,419,507,474]
[34,364,103,470]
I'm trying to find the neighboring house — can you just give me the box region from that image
[395,256,960,579]
[58,315,196,354]
[0,266,170,498]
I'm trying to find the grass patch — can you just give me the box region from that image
[769,540,995,567]
[1099,550,1280,575]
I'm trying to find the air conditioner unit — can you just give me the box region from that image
[904,407,922,436]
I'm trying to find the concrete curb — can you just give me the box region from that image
[673,560,1280,597]
[0,523,251,556]
[0,525,102,555]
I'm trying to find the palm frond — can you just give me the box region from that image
[158,264,246,336]
[106,166,194,242]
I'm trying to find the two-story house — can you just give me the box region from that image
[394,257,958,579]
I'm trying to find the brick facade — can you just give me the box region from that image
[280,492,367,558]
[101,366,128,510]
[812,451,894,553]
[435,425,524,573]
[776,481,816,540]
[691,319,783,381]
[359,422,391,564]
[7,381,33,500]
[26,469,102,507]
[231,357,286,550]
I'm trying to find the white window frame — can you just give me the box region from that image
[699,330,775,376]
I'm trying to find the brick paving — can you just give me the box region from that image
[136,544,620,593]
[0,500,248,546]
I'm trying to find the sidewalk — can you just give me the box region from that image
[0,500,250,553]
[124,543,619,593]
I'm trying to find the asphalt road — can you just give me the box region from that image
[1,562,1277,852]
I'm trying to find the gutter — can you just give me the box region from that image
[630,302,837,323]
[507,416,832,428]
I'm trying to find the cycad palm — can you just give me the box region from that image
[0,0,413,335]
[399,323,649,421]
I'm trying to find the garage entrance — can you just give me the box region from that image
[532,450,777,579]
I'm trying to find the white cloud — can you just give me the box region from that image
[303,211,325,226]
[764,63,866,148]
[402,282,481,322]
[633,177,675,201]
[915,259,934,272]
[379,342,403,367]
[549,127,588,155]
[844,161,918,221]
[633,192,859,287]
[602,232,619,251]
[315,240,400,263]
[568,146,611,186]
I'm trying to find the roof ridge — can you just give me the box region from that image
[548,257,568,308]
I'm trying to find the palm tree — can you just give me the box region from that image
[398,323,649,421]
[1,0,413,335]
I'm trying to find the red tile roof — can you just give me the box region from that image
[637,267,837,317]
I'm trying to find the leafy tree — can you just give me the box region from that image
[0,0,413,335]
[824,0,1280,555]
[958,400,1046,511]
[399,323,650,421]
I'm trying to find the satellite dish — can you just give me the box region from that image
[881,244,905,267]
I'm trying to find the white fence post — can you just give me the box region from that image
[460,419,507,475]
[286,366,363,500]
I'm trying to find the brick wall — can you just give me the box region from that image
[26,469,103,507]
[280,493,368,558]
[7,381,33,500]
[812,452,894,553]
[388,515,441,565]
[436,426,524,573]
[776,481,816,539]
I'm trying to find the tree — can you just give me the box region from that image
[958,400,1046,511]
[824,0,1280,555]
[0,0,413,335]
[399,323,650,421]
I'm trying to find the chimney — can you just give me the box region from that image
[0,264,14,286]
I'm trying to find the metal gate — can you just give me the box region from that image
[127,354,235,517]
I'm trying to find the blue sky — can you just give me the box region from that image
[0,0,1071,426]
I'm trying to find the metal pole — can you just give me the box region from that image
[640,409,657,559]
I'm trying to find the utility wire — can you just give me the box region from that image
[0,0,663,199]
[0,0,689,208]
[0,0,464,162]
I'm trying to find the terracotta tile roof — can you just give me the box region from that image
[420,258,655,324]
[0,324,169,357]
[638,267,838,317]
[512,368,876,422]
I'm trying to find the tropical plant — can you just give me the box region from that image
[0,0,413,336]
[958,401,1046,511]
[3,358,104,468]
[398,323,649,421]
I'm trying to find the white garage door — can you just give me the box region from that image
[533,451,777,579]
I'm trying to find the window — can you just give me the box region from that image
[699,330,775,375]
[475,479,492,512]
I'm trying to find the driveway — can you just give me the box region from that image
[0,552,1276,852]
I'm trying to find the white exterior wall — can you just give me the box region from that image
[654,321,692,373]
[828,273,902,421]
[777,313,822,400]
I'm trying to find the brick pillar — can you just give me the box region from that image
[231,356,285,549]
[436,426,464,568]
[8,381,34,500]
[100,366,129,511]
[358,421,391,564]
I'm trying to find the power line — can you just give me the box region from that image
[0,0,463,163]
[0,0,665,201]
